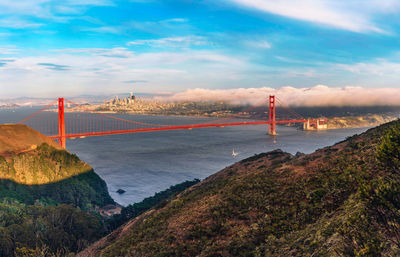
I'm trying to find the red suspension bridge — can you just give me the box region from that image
[17,95,319,148]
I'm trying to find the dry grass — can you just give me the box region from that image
[0,124,61,156]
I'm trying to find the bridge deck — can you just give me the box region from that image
[48,120,307,139]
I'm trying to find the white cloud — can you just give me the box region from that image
[0,47,248,97]
[128,18,191,35]
[0,17,43,29]
[127,36,208,48]
[0,0,52,17]
[64,0,114,6]
[365,0,400,13]
[0,0,115,24]
[245,40,271,49]
[85,18,190,35]
[338,60,400,76]
[51,47,243,65]
[162,18,187,23]
[230,0,391,33]
[275,56,306,64]
[156,85,400,106]
[0,46,19,54]
[53,47,134,58]
[85,25,123,34]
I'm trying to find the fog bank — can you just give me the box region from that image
[154,85,400,107]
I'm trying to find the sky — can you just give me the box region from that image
[1,0,400,102]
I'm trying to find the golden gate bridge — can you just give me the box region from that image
[17,95,314,148]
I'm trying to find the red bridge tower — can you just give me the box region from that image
[269,95,276,135]
[58,97,66,148]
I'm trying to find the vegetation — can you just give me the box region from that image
[0,201,105,257]
[0,143,114,209]
[82,119,400,257]
[106,179,200,231]
[0,139,115,256]
[0,175,199,257]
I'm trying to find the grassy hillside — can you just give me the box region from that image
[0,124,114,208]
[0,140,114,209]
[106,179,200,232]
[0,124,62,155]
[80,119,400,257]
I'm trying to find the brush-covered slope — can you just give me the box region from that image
[81,120,400,256]
[0,124,114,209]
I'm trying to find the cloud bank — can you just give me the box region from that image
[230,0,395,33]
[155,85,400,107]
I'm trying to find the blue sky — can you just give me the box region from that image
[1,0,400,98]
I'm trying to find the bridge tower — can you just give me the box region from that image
[58,97,66,148]
[268,95,276,135]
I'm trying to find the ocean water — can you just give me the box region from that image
[0,108,369,206]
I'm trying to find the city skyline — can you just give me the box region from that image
[1,0,400,98]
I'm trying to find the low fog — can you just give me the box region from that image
[154,85,400,107]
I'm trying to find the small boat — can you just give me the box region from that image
[232,149,238,157]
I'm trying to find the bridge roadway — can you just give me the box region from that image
[48,119,307,139]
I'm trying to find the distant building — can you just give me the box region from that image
[109,92,136,106]
[130,92,136,101]
[303,118,328,130]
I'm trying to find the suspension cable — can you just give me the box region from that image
[64,99,170,127]
[17,100,58,124]
[275,97,305,120]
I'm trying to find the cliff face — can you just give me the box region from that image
[81,120,400,256]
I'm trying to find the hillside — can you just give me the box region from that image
[0,124,114,208]
[327,114,397,129]
[80,119,400,256]
[0,124,115,256]
[0,124,61,156]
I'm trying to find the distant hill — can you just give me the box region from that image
[80,119,400,256]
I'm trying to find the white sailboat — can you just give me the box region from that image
[232,149,238,157]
